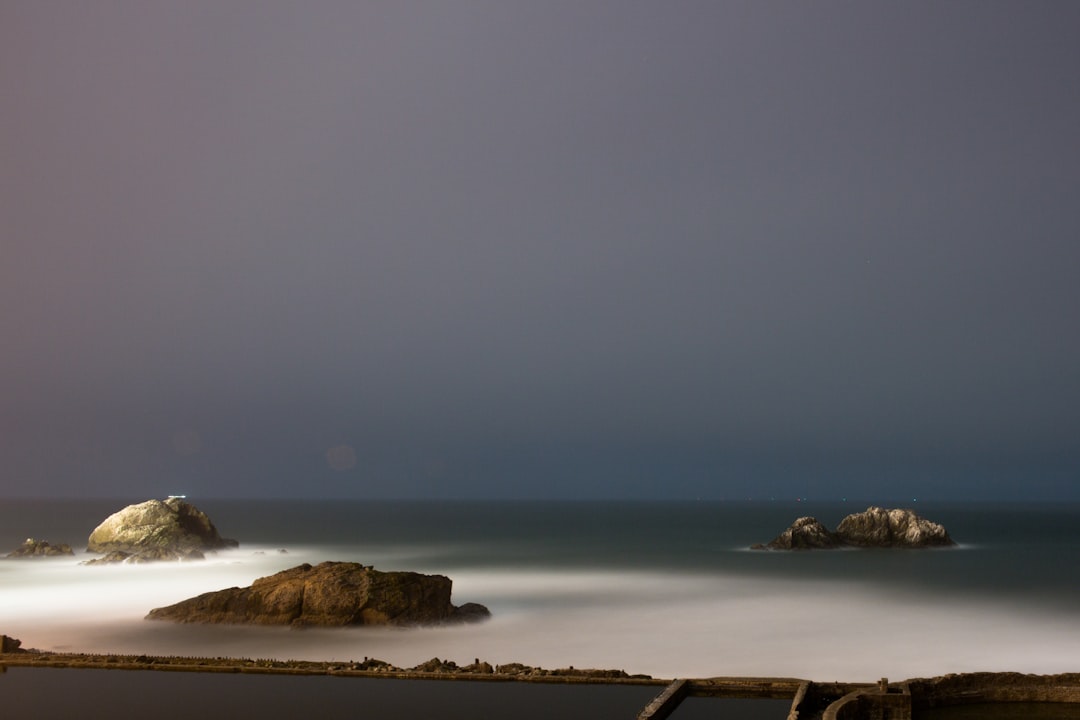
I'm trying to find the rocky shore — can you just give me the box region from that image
[0,635,651,683]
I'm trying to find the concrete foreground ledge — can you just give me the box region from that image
[3,649,1079,719]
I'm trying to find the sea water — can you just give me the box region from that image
[1,500,1078,682]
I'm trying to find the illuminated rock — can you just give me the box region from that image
[146,561,490,627]
[86,498,236,563]
[754,506,955,550]
[6,538,75,558]
[835,506,955,547]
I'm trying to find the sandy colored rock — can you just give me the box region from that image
[754,506,955,550]
[835,506,954,547]
[86,498,236,562]
[146,561,490,627]
[6,538,74,558]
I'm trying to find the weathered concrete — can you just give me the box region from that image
[637,679,689,720]
[908,672,1080,709]
[788,681,811,720]
[823,679,911,720]
[2,647,1079,720]
[688,677,806,698]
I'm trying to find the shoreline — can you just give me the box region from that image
[0,648,664,686]
[5,648,1080,719]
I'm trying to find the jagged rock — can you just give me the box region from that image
[81,548,206,566]
[1,634,26,653]
[461,659,495,674]
[86,498,237,563]
[411,657,459,673]
[6,538,75,558]
[753,506,955,550]
[752,516,841,550]
[835,506,955,547]
[145,561,491,627]
[496,662,540,676]
[81,550,135,566]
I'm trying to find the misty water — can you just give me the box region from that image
[2,500,1079,682]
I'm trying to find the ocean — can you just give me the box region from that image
[2,499,1078,682]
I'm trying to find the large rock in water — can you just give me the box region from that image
[835,506,955,547]
[752,516,842,550]
[146,561,491,627]
[87,498,237,563]
[753,506,955,550]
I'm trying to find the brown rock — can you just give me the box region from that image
[6,538,75,558]
[835,506,955,547]
[1,634,26,653]
[754,516,841,550]
[145,561,491,627]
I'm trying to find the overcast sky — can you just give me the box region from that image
[3,1,1078,500]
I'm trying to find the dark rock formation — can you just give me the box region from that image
[835,506,954,548]
[751,516,841,550]
[753,506,955,550]
[6,538,75,558]
[146,561,491,627]
[86,498,237,563]
[1,634,26,653]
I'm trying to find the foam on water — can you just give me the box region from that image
[5,554,1080,680]
[3,500,1078,681]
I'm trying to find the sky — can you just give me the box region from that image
[2,1,1079,501]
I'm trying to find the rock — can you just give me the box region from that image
[461,658,495,674]
[754,516,841,550]
[81,550,135,566]
[86,498,237,563]
[753,506,955,550]
[81,548,206,566]
[1,634,26,653]
[145,561,490,627]
[6,538,75,558]
[453,602,493,623]
[835,506,955,547]
[411,657,458,673]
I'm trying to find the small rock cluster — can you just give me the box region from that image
[5,538,74,558]
[753,506,955,550]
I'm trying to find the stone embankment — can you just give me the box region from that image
[4,634,1080,720]
[0,644,651,684]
